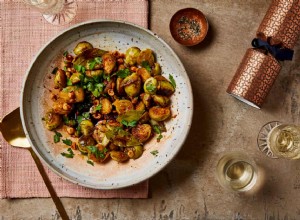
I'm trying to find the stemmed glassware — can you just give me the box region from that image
[257,121,300,159]
[22,0,77,25]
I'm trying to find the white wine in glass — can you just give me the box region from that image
[23,0,77,25]
[216,152,258,192]
[268,124,300,159]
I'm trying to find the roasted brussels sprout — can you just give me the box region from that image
[152,95,170,107]
[59,86,85,103]
[113,99,134,114]
[125,47,141,66]
[132,124,152,143]
[80,120,94,135]
[73,41,93,55]
[78,135,96,154]
[137,68,151,83]
[152,63,161,76]
[122,73,142,97]
[135,101,146,111]
[54,69,67,89]
[116,77,124,95]
[157,80,175,96]
[125,146,143,159]
[85,70,103,78]
[102,53,116,74]
[69,72,82,84]
[100,98,112,115]
[144,77,158,95]
[149,106,171,121]
[137,49,155,66]
[52,99,73,115]
[110,151,129,162]
[44,111,62,130]
[140,93,152,108]
[139,111,150,124]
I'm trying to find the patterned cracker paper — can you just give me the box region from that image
[227,49,281,109]
[0,0,149,198]
[257,0,300,49]
[227,0,300,108]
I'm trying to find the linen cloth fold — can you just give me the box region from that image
[0,0,149,198]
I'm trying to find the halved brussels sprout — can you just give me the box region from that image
[137,49,155,66]
[157,80,175,96]
[125,47,141,66]
[73,48,107,66]
[116,77,124,95]
[113,99,134,114]
[79,120,94,135]
[152,63,161,76]
[152,95,170,107]
[102,53,116,74]
[139,111,150,124]
[144,77,158,95]
[137,68,151,83]
[116,110,144,123]
[121,73,142,98]
[86,70,103,78]
[132,124,152,143]
[54,69,67,89]
[149,106,171,121]
[73,41,93,55]
[126,146,143,159]
[69,72,82,84]
[44,111,62,130]
[100,98,112,115]
[140,93,152,108]
[78,135,96,154]
[135,101,146,111]
[110,151,129,162]
[59,86,85,103]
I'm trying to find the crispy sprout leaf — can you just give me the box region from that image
[54,131,62,143]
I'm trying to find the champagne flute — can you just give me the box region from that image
[216,152,258,192]
[22,0,77,25]
[257,121,300,159]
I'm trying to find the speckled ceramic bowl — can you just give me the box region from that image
[20,20,193,189]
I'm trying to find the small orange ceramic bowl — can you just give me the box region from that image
[170,8,209,46]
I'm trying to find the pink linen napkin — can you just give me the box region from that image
[0,0,149,198]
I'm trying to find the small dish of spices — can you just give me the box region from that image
[170,8,209,46]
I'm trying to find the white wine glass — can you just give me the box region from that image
[257,121,300,159]
[22,0,77,25]
[216,152,258,192]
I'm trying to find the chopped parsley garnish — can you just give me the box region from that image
[63,66,67,71]
[146,83,156,93]
[95,57,102,64]
[150,150,159,157]
[169,74,176,88]
[62,138,72,146]
[51,67,58,75]
[141,61,151,72]
[95,104,102,111]
[153,125,163,141]
[66,78,73,86]
[116,68,131,78]
[63,51,69,57]
[121,119,138,127]
[82,112,90,119]
[61,148,74,158]
[74,64,86,73]
[88,60,97,70]
[87,146,107,159]
[103,74,111,81]
[87,160,94,166]
[54,131,62,143]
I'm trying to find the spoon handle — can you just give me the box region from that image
[28,147,69,220]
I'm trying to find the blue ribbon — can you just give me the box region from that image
[252,38,294,61]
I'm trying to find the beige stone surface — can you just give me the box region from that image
[3,0,300,219]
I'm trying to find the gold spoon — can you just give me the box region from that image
[0,108,69,220]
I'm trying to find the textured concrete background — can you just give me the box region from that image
[3,0,300,219]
